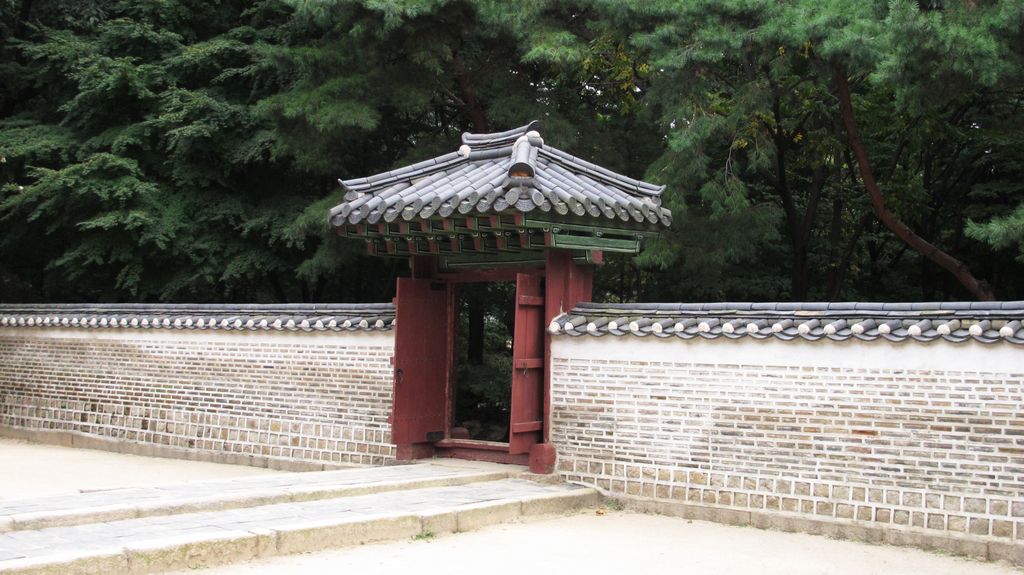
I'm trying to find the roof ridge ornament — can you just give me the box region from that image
[509,133,541,178]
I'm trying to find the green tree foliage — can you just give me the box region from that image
[512,0,1024,301]
[968,205,1024,262]
[1,0,1022,303]
[2,0,331,301]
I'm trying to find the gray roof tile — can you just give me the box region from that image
[330,122,670,228]
[0,304,395,332]
[552,301,1024,344]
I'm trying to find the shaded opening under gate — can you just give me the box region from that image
[451,281,515,443]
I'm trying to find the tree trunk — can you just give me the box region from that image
[770,94,825,300]
[453,54,489,133]
[825,196,843,294]
[13,0,33,38]
[268,275,288,303]
[827,212,871,300]
[832,64,994,301]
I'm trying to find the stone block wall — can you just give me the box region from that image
[0,328,395,466]
[550,336,1024,545]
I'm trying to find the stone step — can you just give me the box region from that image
[0,462,513,533]
[0,479,599,575]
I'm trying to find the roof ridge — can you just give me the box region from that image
[461,121,541,148]
[338,152,466,194]
[538,147,664,197]
[336,123,667,201]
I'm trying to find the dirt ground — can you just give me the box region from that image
[1,437,1018,575]
[0,437,279,498]
[175,511,1020,575]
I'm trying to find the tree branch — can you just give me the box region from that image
[832,63,994,301]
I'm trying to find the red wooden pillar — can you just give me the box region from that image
[533,250,593,473]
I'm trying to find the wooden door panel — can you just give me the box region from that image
[509,273,545,454]
[392,277,448,448]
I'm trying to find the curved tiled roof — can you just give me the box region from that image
[0,304,395,332]
[329,121,670,228]
[549,302,1024,344]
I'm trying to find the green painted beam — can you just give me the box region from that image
[519,216,649,239]
[348,215,655,239]
[350,213,651,257]
[548,233,639,253]
[517,213,660,235]
[441,252,546,269]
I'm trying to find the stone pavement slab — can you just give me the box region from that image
[0,461,515,532]
[0,479,598,574]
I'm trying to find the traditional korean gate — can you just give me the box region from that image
[331,122,668,471]
[391,277,448,458]
[509,273,545,454]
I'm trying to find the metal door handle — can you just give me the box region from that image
[395,368,403,384]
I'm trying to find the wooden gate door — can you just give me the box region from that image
[392,277,448,458]
[509,273,545,454]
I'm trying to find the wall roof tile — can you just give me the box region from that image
[0,304,395,332]
[550,301,1024,344]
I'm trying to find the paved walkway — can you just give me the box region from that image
[0,480,582,564]
[0,438,591,574]
[0,461,510,531]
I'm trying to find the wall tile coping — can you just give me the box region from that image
[549,301,1024,344]
[0,303,396,331]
